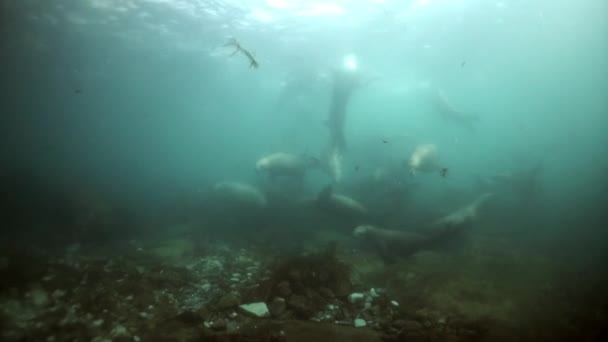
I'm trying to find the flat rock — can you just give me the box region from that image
[239,302,270,318]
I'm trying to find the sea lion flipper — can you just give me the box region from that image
[317,185,333,202]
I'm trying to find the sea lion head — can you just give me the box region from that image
[353,225,375,237]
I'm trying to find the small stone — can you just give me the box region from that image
[354,318,367,328]
[390,300,399,307]
[52,289,66,300]
[92,319,104,327]
[125,295,133,301]
[348,293,365,304]
[239,302,270,318]
[369,288,379,297]
[211,319,227,331]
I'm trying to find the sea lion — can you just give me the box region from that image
[434,88,479,130]
[354,224,465,263]
[255,152,319,179]
[433,193,493,228]
[316,185,367,219]
[408,144,444,176]
[214,181,267,208]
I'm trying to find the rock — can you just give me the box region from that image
[318,287,335,299]
[287,294,316,318]
[175,310,201,325]
[354,318,367,328]
[268,297,286,317]
[276,281,291,297]
[110,324,129,338]
[348,293,365,304]
[30,288,49,307]
[239,302,270,318]
[216,292,240,310]
[403,320,424,332]
[0,257,8,270]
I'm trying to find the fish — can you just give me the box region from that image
[224,38,259,69]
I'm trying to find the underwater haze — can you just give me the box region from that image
[1,0,607,341]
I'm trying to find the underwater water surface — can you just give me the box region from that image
[0,0,607,341]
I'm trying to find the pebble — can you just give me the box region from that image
[30,288,50,307]
[110,324,129,337]
[348,293,365,304]
[390,300,399,307]
[354,318,367,328]
[52,289,66,300]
